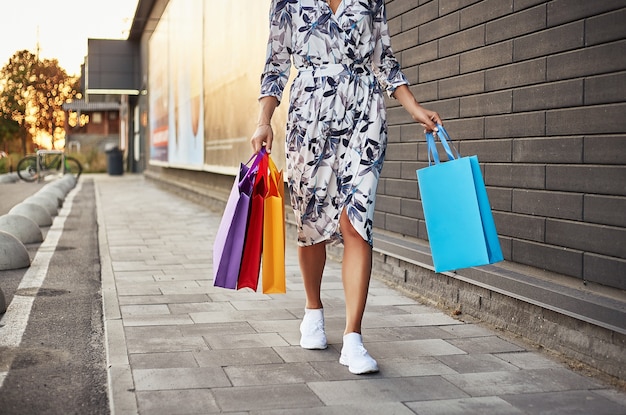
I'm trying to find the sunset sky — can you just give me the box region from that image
[0,0,139,76]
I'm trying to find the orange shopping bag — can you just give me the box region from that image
[261,154,286,294]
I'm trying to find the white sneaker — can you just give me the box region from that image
[339,332,379,374]
[299,308,327,349]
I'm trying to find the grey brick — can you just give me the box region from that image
[512,137,583,164]
[424,98,461,119]
[547,0,626,27]
[486,4,547,44]
[386,178,419,199]
[402,40,439,67]
[584,72,626,106]
[514,21,584,62]
[547,41,626,81]
[511,239,583,278]
[514,0,548,12]
[442,118,485,140]
[487,186,513,211]
[458,139,513,162]
[386,212,419,238]
[393,27,419,52]
[386,142,419,161]
[485,112,545,139]
[440,72,485,99]
[546,103,626,136]
[513,189,583,220]
[388,125,402,143]
[389,13,403,36]
[417,217,429,239]
[381,160,402,179]
[401,161,422,180]
[460,90,512,117]
[583,135,626,164]
[460,0,514,29]
[386,0,420,20]
[419,55,460,82]
[494,211,545,241]
[546,218,626,258]
[387,105,414,125]
[484,163,546,188]
[546,165,626,196]
[410,81,438,103]
[586,8,626,46]
[419,12,460,44]
[400,123,425,142]
[439,0,482,15]
[402,1,439,30]
[583,253,626,290]
[376,194,403,215]
[485,58,546,91]
[513,79,583,112]
[584,194,626,227]
[460,41,513,73]
[440,25,485,57]
[378,177,387,194]
[401,197,421,218]
[373,210,385,228]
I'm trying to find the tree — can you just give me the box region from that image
[0,50,80,155]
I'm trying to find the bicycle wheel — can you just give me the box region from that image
[63,156,83,179]
[17,156,39,182]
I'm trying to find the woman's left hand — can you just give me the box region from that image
[412,105,442,132]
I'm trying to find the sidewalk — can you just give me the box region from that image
[94,174,626,415]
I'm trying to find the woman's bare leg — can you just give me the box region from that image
[339,209,372,334]
[298,242,326,309]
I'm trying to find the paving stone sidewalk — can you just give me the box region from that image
[95,174,626,415]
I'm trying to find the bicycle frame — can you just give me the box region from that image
[36,150,65,182]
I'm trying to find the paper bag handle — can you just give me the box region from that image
[425,124,460,165]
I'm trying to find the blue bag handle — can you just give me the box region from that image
[425,124,460,166]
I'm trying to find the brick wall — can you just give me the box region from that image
[377,0,626,290]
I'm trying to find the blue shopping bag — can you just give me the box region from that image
[416,125,503,273]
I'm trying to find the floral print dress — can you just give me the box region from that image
[260,0,408,246]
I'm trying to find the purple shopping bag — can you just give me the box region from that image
[213,150,265,289]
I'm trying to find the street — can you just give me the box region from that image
[0,178,108,414]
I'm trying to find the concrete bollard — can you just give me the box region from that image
[25,194,59,217]
[36,186,65,208]
[0,230,31,270]
[9,202,53,227]
[0,214,43,244]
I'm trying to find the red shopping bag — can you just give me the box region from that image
[238,150,268,290]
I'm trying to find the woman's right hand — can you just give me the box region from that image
[250,124,274,154]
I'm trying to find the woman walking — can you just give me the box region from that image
[250,0,442,374]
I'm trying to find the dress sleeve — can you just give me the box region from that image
[259,0,293,104]
[371,0,409,97]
